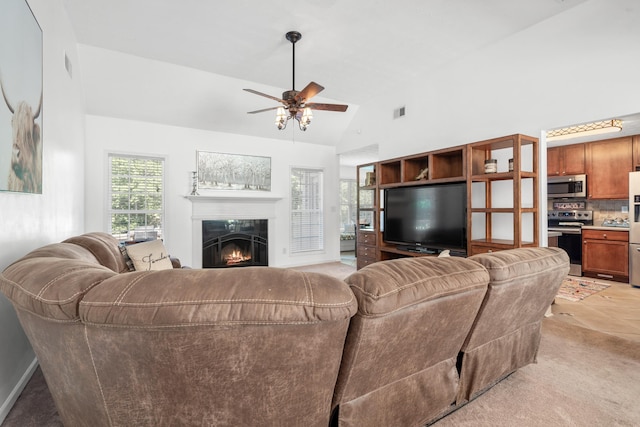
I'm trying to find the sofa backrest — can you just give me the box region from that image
[457,247,570,404]
[332,256,490,427]
[1,242,117,320]
[78,266,356,426]
[63,232,129,273]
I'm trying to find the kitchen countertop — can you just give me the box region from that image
[582,225,629,231]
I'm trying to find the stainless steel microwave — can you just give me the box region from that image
[547,174,587,198]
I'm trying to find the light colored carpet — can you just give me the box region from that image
[435,317,640,426]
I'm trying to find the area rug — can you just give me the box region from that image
[555,277,610,302]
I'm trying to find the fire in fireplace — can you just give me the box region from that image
[222,244,251,264]
[202,219,268,268]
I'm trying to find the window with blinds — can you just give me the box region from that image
[290,168,324,253]
[108,154,165,242]
[340,179,357,233]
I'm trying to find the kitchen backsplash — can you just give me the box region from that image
[547,199,629,225]
[588,200,630,224]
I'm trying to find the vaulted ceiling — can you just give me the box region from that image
[62,0,592,149]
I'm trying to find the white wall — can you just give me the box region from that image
[84,115,341,268]
[338,0,640,159]
[0,0,85,422]
[340,165,356,180]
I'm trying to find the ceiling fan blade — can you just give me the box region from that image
[306,103,348,112]
[295,82,324,102]
[247,106,280,114]
[243,88,286,104]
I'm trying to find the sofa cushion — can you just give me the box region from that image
[124,239,173,271]
[333,256,490,426]
[16,242,99,265]
[456,247,570,403]
[79,267,357,327]
[465,247,570,349]
[344,256,489,316]
[63,232,128,273]
[0,256,116,321]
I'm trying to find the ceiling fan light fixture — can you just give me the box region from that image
[275,107,287,130]
[245,31,348,132]
[299,108,313,131]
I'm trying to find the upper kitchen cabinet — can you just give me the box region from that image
[586,136,633,199]
[547,143,585,176]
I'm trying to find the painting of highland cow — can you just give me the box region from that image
[197,151,271,191]
[0,0,43,194]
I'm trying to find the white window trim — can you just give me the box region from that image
[290,166,325,254]
[106,152,167,242]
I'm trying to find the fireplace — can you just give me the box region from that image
[202,219,268,268]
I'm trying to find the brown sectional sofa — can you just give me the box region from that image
[0,232,569,426]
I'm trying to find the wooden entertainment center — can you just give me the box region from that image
[356,134,539,269]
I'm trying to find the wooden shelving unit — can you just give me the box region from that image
[376,146,466,188]
[355,134,539,268]
[467,134,539,255]
[356,164,378,269]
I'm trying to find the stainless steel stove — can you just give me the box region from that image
[548,209,593,276]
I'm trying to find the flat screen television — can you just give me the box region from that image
[383,182,467,254]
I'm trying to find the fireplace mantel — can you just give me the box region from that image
[185,193,283,203]
[188,193,281,268]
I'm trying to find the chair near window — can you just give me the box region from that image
[132,226,158,242]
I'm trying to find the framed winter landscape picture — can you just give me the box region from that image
[0,0,43,193]
[197,151,271,191]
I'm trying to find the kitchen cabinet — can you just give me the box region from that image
[547,143,585,176]
[582,229,628,282]
[586,137,633,199]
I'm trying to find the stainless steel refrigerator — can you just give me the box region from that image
[630,171,640,287]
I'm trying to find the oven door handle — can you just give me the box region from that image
[560,230,582,235]
[548,228,582,235]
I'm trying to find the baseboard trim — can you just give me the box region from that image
[0,357,39,424]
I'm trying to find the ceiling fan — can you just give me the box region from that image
[244,31,348,131]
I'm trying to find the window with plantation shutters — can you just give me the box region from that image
[290,168,324,253]
[108,154,165,242]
